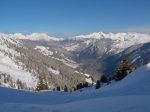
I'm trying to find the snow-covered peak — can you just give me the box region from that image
[74,32,105,40]
[0,33,19,45]
[10,33,26,39]
[27,33,63,41]
[73,32,150,53]
[73,32,150,43]
[0,33,64,41]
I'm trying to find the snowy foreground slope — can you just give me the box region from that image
[0,63,150,112]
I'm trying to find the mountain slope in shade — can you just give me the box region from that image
[0,63,150,112]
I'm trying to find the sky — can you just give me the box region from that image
[0,0,150,36]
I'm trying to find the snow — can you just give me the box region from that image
[0,63,150,111]
[64,44,79,51]
[85,78,93,84]
[74,32,105,40]
[34,46,53,56]
[84,73,90,77]
[74,71,93,84]
[147,63,150,68]
[52,56,79,68]
[131,56,141,63]
[0,42,20,57]
[0,33,20,45]
[48,67,60,75]
[74,32,150,53]
[27,33,63,41]
[0,95,149,112]
[83,73,93,84]
[74,32,150,42]
[0,31,150,111]
[34,46,79,69]
[0,33,64,41]
[0,34,37,88]
[84,39,93,45]
[0,52,37,88]
[74,71,90,77]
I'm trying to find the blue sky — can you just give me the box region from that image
[0,0,150,35]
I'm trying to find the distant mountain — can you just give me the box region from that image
[69,32,150,75]
[7,33,64,41]
[73,32,150,53]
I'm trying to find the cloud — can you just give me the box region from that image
[48,32,78,38]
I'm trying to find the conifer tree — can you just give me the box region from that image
[64,85,68,92]
[56,86,61,91]
[36,76,48,91]
[83,82,89,87]
[76,83,83,90]
[114,57,132,81]
[95,80,100,89]
[101,75,108,83]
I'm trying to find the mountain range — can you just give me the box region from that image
[0,32,150,90]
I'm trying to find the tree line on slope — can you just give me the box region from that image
[12,43,89,92]
[35,75,92,92]
[95,57,133,89]
[35,57,134,92]
[0,73,29,90]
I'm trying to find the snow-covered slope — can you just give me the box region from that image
[0,52,37,88]
[0,63,150,112]
[0,33,37,89]
[34,45,54,56]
